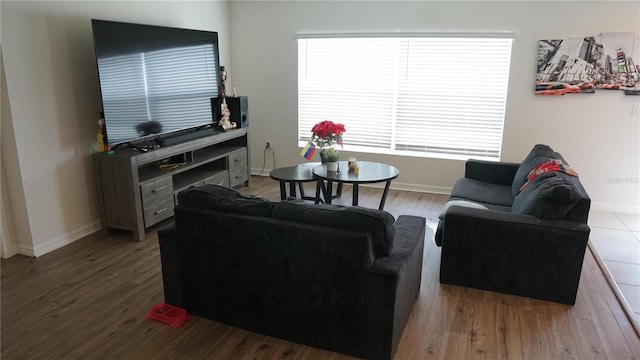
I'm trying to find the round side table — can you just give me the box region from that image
[269,163,321,201]
[312,161,399,210]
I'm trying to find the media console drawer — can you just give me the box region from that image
[143,197,175,227]
[141,177,173,204]
[228,148,248,187]
[229,148,248,168]
[230,168,248,188]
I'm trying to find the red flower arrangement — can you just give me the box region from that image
[311,120,346,149]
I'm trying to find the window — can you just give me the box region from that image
[298,35,513,160]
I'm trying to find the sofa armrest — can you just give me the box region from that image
[440,206,590,304]
[465,159,520,185]
[363,215,426,360]
[157,223,184,307]
[369,215,426,274]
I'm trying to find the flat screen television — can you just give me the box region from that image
[91,19,222,148]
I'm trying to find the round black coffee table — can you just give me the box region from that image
[313,161,399,210]
[270,163,320,200]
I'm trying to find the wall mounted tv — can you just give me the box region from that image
[91,19,222,148]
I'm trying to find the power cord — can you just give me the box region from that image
[257,142,276,176]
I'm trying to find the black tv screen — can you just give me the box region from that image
[91,19,222,147]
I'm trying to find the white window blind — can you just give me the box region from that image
[298,35,513,160]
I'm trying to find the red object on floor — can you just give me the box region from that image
[146,303,191,328]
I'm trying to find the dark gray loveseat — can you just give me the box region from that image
[158,185,426,360]
[435,144,591,305]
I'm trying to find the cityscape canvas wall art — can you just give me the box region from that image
[536,32,639,95]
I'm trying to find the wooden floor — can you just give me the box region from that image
[2,175,639,359]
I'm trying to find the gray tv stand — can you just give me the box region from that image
[93,127,250,241]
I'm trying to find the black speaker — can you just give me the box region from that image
[228,96,249,128]
[211,96,249,128]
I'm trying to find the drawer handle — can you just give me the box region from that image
[152,186,167,193]
[154,207,168,215]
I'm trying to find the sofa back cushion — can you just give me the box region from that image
[512,144,558,197]
[177,184,275,217]
[450,178,514,207]
[511,171,582,220]
[272,199,396,257]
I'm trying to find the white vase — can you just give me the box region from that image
[326,161,339,172]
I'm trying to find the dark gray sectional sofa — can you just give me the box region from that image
[158,185,426,360]
[435,144,591,305]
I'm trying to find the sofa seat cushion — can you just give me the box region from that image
[272,199,396,257]
[450,178,514,207]
[177,184,274,217]
[511,171,581,220]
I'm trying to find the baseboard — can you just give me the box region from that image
[251,168,275,177]
[28,221,102,257]
[591,202,640,215]
[2,243,18,259]
[251,168,452,195]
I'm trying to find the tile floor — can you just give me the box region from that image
[588,210,640,323]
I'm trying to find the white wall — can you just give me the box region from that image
[1,0,638,257]
[1,50,21,258]
[1,1,231,256]
[230,1,640,213]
